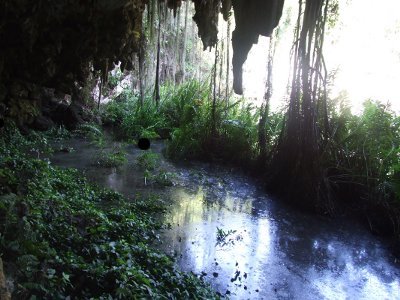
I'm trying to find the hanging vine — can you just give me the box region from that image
[268,0,333,214]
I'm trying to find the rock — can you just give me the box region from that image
[75,103,94,123]
[193,0,220,50]
[30,115,55,131]
[0,258,11,300]
[0,0,146,94]
[156,128,172,140]
[60,103,85,130]
[28,84,42,100]
[232,0,284,94]
[9,82,28,98]
[48,101,93,130]
[0,84,6,103]
[364,203,396,236]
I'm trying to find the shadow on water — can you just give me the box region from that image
[51,137,400,300]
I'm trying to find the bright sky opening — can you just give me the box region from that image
[241,0,400,114]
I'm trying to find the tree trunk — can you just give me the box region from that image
[218,39,224,98]
[258,35,275,160]
[180,0,190,83]
[138,20,146,106]
[225,16,231,104]
[211,44,218,136]
[149,0,156,40]
[97,78,102,109]
[154,4,161,106]
[173,7,181,84]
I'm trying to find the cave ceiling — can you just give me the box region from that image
[0,0,284,96]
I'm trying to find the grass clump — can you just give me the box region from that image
[75,123,105,146]
[92,145,128,167]
[328,100,400,205]
[101,90,164,140]
[136,152,160,171]
[0,125,219,299]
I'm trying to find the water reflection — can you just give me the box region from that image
[162,178,400,299]
[51,139,400,299]
[162,186,276,298]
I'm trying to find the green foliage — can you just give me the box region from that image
[151,170,177,187]
[166,94,261,167]
[120,99,164,139]
[101,99,128,125]
[102,68,124,97]
[93,146,128,167]
[43,125,72,141]
[136,152,160,171]
[107,69,123,90]
[101,92,163,140]
[159,80,210,128]
[161,80,212,160]
[101,79,269,167]
[0,129,219,299]
[330,99,400,203]
[216,227,237,246]
[219,102,260,164]
[75,123,105,146]
[8,99,39,125]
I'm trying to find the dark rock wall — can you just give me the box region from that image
[0,0,146,92]
[0,0,146,128]
[0,0,284,127]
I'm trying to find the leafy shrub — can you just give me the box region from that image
[219,102,259,165]
[136,152,160,171]
[93,147,128,167]
[152,170,177,186]
[76,123,105,146]
[44,125,72,141]
[101,99,128,125]
[101,92,165,140]
[329,99,400,204]
[0,127,219,299]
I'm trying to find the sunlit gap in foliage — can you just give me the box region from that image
[235,0,400,114]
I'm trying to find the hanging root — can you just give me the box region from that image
[267,0,334,213]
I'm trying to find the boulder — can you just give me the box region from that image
[30,115,55,131]
[0,258,11,300]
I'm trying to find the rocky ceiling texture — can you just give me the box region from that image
[0,0,284,109]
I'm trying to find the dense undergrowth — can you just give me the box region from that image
[0,124,218,299]
[101,80,400,235]
[328,100,400,202]
[101,80,284,167]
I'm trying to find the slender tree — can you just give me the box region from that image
[258,35,276,161]
[149,0,156,40]
[211,43,219,136]
[154,2,162,106]
[97,78,102,109]
[218,38,224,98]
[173,7,181,84]
[225,15,231,104]
[180,0,190,83]
[138,17,146,106]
